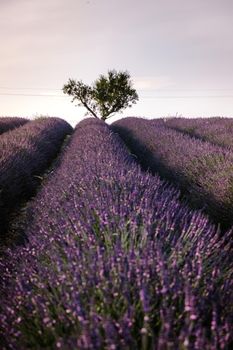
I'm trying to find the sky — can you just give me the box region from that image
[0,0,233,126]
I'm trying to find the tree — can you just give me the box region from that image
[62,70,139,121]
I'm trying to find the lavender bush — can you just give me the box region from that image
[0,117,29,135]
[112,117,233,229]
[0,117,72,237]
[0,118,232,349]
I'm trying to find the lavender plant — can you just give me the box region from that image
[112,117,233,229]
[0,117,29,135]
[0,118,232,349]
[0,117,72,237]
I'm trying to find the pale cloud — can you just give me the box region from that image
[133,76,174,91]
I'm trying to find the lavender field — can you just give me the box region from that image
[162,117,233,150]
[112,117,233,229]
[0,117,232,349]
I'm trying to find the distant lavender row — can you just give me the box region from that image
[163,117,233,150]
[0,118,232,349]
[112,117,233,228]
[0,117,72,237]
[0,117,29,134]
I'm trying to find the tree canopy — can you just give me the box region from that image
[63,70,139,121]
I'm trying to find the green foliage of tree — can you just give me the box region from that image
[63,70,139,121]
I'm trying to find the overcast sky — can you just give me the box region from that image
[0,0,233,125]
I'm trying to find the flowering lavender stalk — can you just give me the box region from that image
[112,117,233,229]
[0,117,72,237]
[0,117,29,135]
[0,118,232,349]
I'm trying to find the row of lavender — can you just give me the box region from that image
[163,117,233,150]
[0,117,72,238]
[112,117,233,229]
[0,117,29,134]
[1,118,232,349]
